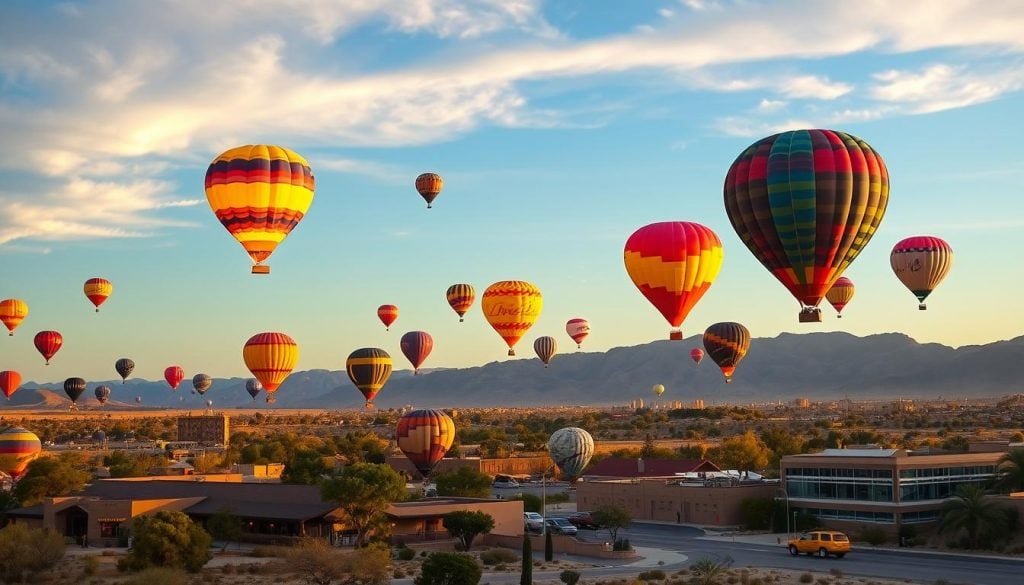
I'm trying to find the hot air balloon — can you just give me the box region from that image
[243,332,299,397]
[652,384,665,397]
[346,348,392,409]
[377,304,399,331]
[624,222,724,340]
[0,371,21,400]
[548,427,594,482]
[565,318,590,349]
[415,173,444,209]
[94,385,112,405]
[33,330,63,365]
[83,277,112,312]
[192,374,212,396]
[690,348,704,364]
[890,236,953,310]
[246,378,263,400]
[395,409,455,479]
[205,399,213,408]
[533,336,558,368]
[93,430,106,443]
[703,322,751,383]
[115,358,135,383]
[724,129,889,323]
[164,366,184,391]
[826,277,856,318]
[0,299,28,336]
[205,145,315,274]
[400,331,434,374]
[0,427,41,480]
[135,396,142,404]
[481,281,543,356]
[64,377,86,407]
[446,284,475,322]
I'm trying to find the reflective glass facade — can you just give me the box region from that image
[785,467,894,502]
[898,465,995,502]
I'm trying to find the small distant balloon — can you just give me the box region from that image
[446,284,475,322]
[703,322,751,383]
[565,318,590,349]
[0,299,28,336]
[64,377,86,406]
[135,396,142,404]
[826,277,855,318]
[533,336,558,367]
[33,331,63,365]
[246,378,263,400]
[891,236,953,310]
[83,277,113,312]
[164,366,184,391]
[400,331,434,374]
[115,358,135,383]
[415,172,444,209]
[192,373,212,396]
[94,385,111,405]
[346,348,392,409]
[377,305,399,331]
[690,348,704,364]
[652,384,665,397]
[205,399,213,408]
[0,370,22,400]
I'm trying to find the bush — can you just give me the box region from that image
[480,548,518,565]
[613,538,631,551]
[122,567,189,585]
[561,569,581,585]
[0,524,66,583]
[860,526,888,546]
[414,552,482,585]
[119,510,212,573]
[798,573,813,584]
[638,569,666,580]
[398,547,416,561]
[288,539,391,585]
[83,555,100,577]
[739,498,774,531]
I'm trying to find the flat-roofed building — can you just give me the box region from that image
[176,414,229,446]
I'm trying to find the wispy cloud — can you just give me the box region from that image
[870,63,1024,113]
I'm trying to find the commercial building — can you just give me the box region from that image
[387,455,551,480]
[583,457,720,480]
[176,414,229,446]
[781,446,1005,533]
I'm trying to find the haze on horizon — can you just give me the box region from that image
[1,0,1022,384]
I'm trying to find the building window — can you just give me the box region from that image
[99,521,121,538]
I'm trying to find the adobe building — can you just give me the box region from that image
[584,457,720,479]
[387,455,550,480]
[176,414,229,446]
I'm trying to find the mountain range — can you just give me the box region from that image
[4,332,1022,411]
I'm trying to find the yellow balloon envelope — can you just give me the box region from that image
[243,332,299,393]
[482,280,542,356]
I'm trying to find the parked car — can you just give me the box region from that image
[567,511,601,530]
[524,512,544,532]
[544,517,578,536]
[787,531,851,558]
[493,477,520,488]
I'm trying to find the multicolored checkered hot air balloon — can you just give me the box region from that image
[205,145,315,274]
[446,284,475,322]
[0,427,41,480]
[724,129,889,323]
[415,173,444,209]
[0,299,28,336]
[400,331,433,374]
[83,278,112,312]
[624,222,723,341]
[0,371,22,400]
[34,330,63,365]
[377,304,399,331]
[890,236,953,311]
[243,332,299,398]
[703,322,751,383]
[565,318,590,349]
[482,281,543,357]
[346,347,392,409]
[533,336,558,368]
[548,427,594,482]
[826,277,856,318]
[396,408,455,479]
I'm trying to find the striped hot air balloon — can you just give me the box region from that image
[0,299,28,336]
[724,129,889,323]
[377,305,399,331]
[64,377,86,407]
[83,278,112,312]
[565,318,590,349]
[533,336,558,368]
[890,236,953,310]
[415,173,444,209]
[395,409,455,478]
[94,385,112,405]
[624,222,723,341]
[243,332,299,396]
[0,427,42,479]
[0,371,22,400]
[548,427,594,482]
[446,284,475,322]
[825,277,856,317]
[192,374,212,396]
[400,331,434,374]
[33,330,63,365]
[481,281,543,356]
[115,358,135,383]
[164,365,184,391]
[703,322,751,383]
[346,348,392,409]
[205,145,315,274]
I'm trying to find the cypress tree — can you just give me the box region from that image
[520,533,532,585]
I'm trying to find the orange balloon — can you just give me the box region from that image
[0,299,28,336]
[83,277,113,312]
[243,332,299,393]
[481,281,542,356]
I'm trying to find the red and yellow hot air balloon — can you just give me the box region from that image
[482,281,543,356]
[0,371,22,400]
[703,322,751,383]
[624,222,723,340]
[205,145,315,274]
[533,336,558,367]
[0,427,42,480]
[83,277,112,312]
[33,330,63,365]
[724,129,889,322]
[243,332,299,397]
[346,348,392,409]
[446,284,475,322]
[565,318,590,349]
[164,365,184,391]
[825,277,855,318]
[890,236,953,310]
[377,304,399,331]
[400,331,434,374]
[690,347,704,364]
[396,409,455,479]
[0,299,28,336]
[415,173,444,209]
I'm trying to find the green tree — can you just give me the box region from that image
[939,484,1010,549]
[282,449,330,485]
[559,570,580,585]
[520,533,532,585]
[0,524,65,583]
[105,452,167,478]
[13,453,91,505]
[738,497,773,531]
[434,466,493,498]
[592,504,632,542]
[119,510,212,573]
[994,449,1024,493]
[287,538,390,585]
[320,462,407,547]
[414,552,481,585]
[511,493,542,513]
[205,508,243,553]
[442,510,494,551]
[707,431,770,473]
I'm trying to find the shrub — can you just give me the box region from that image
[613,538,631,551]
[0,524,66,583]
[414,552,482,585]
[561,569,581,585]
[798,573,813,584]
[122,567,189,585]
[860,526,888,546]
[638,569,666,580]
[398,547,416,561]
[118,510,212,573]
[480,548,518,565]
[83,555,100,577]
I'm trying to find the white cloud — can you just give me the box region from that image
[870,63,1024,113]
[757,99,787,112]
[689,72,851,100]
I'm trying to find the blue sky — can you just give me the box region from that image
[1,0,1022,384]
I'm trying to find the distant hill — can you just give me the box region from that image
[6,332,1023,410]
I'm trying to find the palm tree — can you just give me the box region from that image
[938,484,1009,549]
[994,449,1024,493]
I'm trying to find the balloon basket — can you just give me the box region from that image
[918,304,927,311]
[669,330,682,341]
[798,310,822,323]
[251,265,270,275]
[507,349,515,357]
